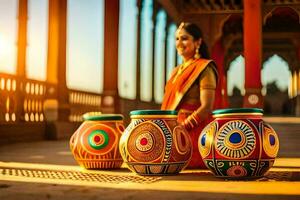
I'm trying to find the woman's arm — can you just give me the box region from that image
[182,65,217,130]
[182,89,215,130]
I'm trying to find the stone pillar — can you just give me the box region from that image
[45,0,75,140]
[15,0,28,122]
[151,3,158,103]
[46,0,69,122]
[243,0,263,108]
[16,0,27,78]
[164,17,170,88]
[102,0,120,113]
[211,39,228,109]
[294,71,298,97]
[136,0,142,101]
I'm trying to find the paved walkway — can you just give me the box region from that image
[0,140,300,200]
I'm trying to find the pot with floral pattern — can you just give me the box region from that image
[119,110,192,175]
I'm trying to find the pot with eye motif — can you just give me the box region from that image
[70,112,125,169]
[198,108,279,179]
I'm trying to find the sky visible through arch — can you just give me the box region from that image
[227,54,290,96]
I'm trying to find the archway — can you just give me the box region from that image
[262,54,292,115]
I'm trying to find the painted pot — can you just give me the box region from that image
[70,112,125,169]
[119,110,192,175]
[198,108,279,179]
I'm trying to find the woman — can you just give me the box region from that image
[161,22,218,169]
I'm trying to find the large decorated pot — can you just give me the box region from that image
[198,108,279,179]
[119,110,192,175]
[70,112,125,169]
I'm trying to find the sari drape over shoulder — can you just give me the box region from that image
[161,58,217,169]
[161,58,215,110]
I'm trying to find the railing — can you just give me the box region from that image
[23,79,55,123]
[0,73,54,124]
[68,89,102,122]
[0,72,160,126]
[0,73,18,123]
[0,72,102,124]
[0,72,162,143]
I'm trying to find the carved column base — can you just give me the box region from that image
[101,90,119,114]
[44,98,72,140]
[243,88,264,108]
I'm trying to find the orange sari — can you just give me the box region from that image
[161,58,217,169]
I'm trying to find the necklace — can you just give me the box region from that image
[172,58,195,83]
[177,59,194,75]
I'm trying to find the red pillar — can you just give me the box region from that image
[211,39,228,109]
[103,0,119,113]
[243,0,263,108]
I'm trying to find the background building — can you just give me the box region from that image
[0,0,299,143]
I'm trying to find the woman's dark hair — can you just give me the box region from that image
[180,22,210,59]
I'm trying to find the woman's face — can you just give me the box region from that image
[175,28,200,61]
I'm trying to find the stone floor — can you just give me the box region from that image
[0,139,300,200]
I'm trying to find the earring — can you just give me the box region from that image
[194,48,201,59]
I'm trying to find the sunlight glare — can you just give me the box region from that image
[0,32,15,73]
[0,32,9,58]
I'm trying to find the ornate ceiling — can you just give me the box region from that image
[160,0,300,18]
[158,0,300,72]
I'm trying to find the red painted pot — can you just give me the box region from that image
[198,108,279,179]
[70,113,125,169]
[119,110,192,175]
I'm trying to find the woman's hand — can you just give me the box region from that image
[181,89,215,131]
[181,112,201,131]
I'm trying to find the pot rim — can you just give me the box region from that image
[212,108,263,117]
[83,112,124,121]
[130,110,177,119]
